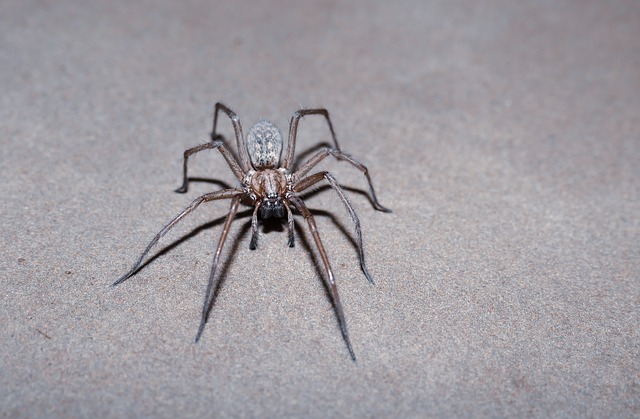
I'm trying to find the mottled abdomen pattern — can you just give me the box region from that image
[246,120,283,169]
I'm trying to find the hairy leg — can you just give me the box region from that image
[212,102,252,172]
[283,108,341,170]
[113,188,244,286]
[294,171,375,284]
[195,196,242,342]
[293,148,391,212]
[288,194,356,361]
[175,139,246,193]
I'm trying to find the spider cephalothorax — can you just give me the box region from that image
[113,103,390,360]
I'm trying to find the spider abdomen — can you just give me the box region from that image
[246,120,283,169]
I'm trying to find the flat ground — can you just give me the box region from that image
[2,0,638,417]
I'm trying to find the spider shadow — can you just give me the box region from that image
[200,204,365,326]
[204,211,253,321]
[178,178,234,191]
[287,207,369,340]
[126,182,370,340]
[299,183,378,212]
[130,207,253,276]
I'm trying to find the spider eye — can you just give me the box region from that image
[246,121,283,169]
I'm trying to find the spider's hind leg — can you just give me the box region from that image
[175,140,246,194]
[283,108,341,170]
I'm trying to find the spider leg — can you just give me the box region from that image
[283,108,341,170]
[294,148,391,212]
[283,200,295,248]
[113,188,244,286]
[195,196,241,342]
[175,139,246,193]
[288,194,356,361]
[295,171,375,284]
[212,102,252,172]
[249,203,260,250]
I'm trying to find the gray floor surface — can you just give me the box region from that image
[2,0,638,417]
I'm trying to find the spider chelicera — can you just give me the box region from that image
[113,102,390,360]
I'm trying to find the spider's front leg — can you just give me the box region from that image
[288,194,356,361]
[294,171,376,284]
[196,196,242,342]
[113,188,244,286]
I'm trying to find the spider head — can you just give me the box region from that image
[260,193,285,219]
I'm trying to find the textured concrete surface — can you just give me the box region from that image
[2,0,639,417]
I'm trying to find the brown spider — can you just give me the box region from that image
[113,102,390,360]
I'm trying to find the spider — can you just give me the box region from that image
[113,102,390,360]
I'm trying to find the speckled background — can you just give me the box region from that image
[2,0,638,417]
